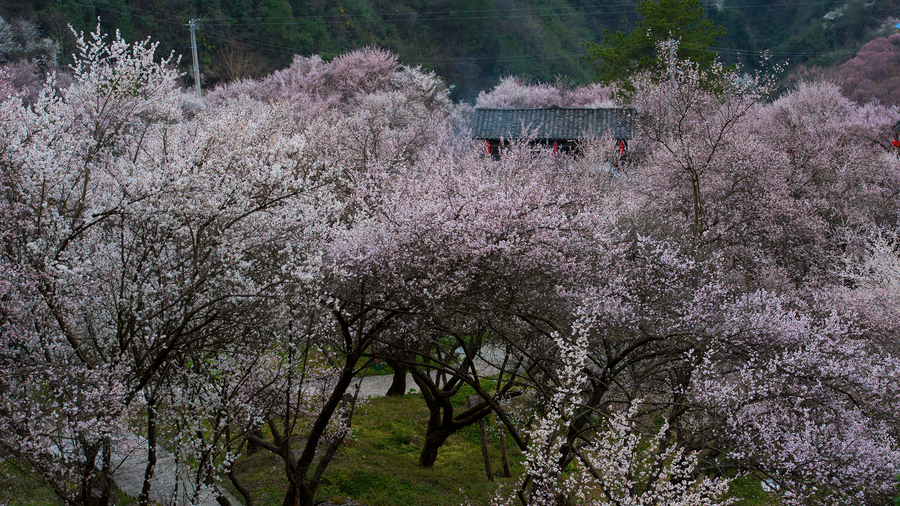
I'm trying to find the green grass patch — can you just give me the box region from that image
[228,392,524,506]
[0,460,62,506]
[0,459,137,506]
[725,474,780,506]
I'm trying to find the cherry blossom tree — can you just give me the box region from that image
[169,44,472,506]
[0,65,14,100]
[0,16,65,104]
[475,76,615,109]
[0,25,184,505]
[693,291,900,505]
[0,17,59,66]
[205,46,451,119]
[0,24,338,506]
[841,33,900,107]
[329,143,606,468]
[598,47,900,505]
[486,46,900,506]
[835,225,900,358]
[497,330,733,506]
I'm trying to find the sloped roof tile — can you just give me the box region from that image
[472,107,636,140]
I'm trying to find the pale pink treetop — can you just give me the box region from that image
[475,76,615,109]
[841,33,900,106]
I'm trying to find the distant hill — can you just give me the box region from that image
[3,0,899,101]
[714,0,900,70]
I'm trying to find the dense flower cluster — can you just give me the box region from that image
[474,76,615,109]
[1,30,898,506]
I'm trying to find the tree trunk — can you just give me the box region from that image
[385,360,407,396]
[99,439,116,506]
[80,444,99,506]
[139,398,158,506]
[282,483,315,506]
[411,366,495,468]
[419,429,455,468]
[285,339,367,506]
[227,469,254,506]
[496,417,511,477]
[471,395,493,481]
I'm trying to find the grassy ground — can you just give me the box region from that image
[0,460,62,506]
[228,390,524,506]
[226,391,777,506]
[0,459,139,506]
[2,388,778,506]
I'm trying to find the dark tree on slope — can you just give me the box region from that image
[584,0,724,86]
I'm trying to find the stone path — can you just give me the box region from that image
[111,435,240,506]
[351,372,420,398]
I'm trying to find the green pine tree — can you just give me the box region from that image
[584,0,725,85]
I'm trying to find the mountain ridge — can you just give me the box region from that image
[2,0,898,101]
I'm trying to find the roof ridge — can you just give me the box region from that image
[473,106,634,111]
[471,107,636,140]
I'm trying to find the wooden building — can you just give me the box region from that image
[472,107,637,158]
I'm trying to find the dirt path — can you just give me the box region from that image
[351,372,419,397]
[111,435,241,506]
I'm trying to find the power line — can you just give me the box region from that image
[196,3,638,22]
[51,0,871,70]
[56,0,856,29]
[56,0,188,27]
[197,25,588,65]
[195,20,859,69]
[193,0,853,23]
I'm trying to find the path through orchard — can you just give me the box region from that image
[111,349,504,504]
[109,373,422,505]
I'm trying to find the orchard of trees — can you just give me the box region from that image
[841,33,900,107]
[2,24,900,506]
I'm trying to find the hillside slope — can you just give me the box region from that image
[2,0,899,100]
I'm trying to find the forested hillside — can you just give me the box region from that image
[715,0,900,71]
[3,0,900,101]
[1,0,628,101]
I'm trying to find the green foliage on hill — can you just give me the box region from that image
[3,0,900,100]
[718,0,897,69]
[584,0,725,85]
[2,0,638,101]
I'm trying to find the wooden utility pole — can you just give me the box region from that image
[187,19,201,97]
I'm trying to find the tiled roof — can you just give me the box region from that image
[472,107,636,140]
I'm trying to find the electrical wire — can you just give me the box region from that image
[194,0,857,23]
[52,0,877,67]
[56,0,859,28]
[56,0,191,27]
